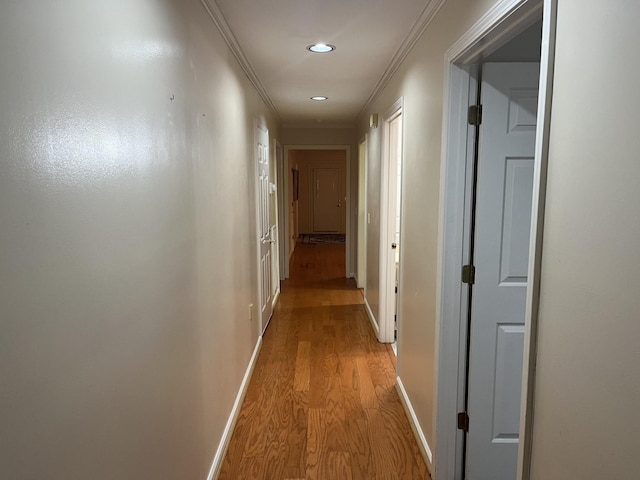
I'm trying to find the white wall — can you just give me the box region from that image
[356,0,499,453]
[0,1,278,478]
[529,2,640,478]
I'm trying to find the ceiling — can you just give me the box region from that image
[205,0,444,127]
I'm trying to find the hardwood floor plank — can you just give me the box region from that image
[218,244,430,479]
[293,341,311,392]
[327,451,354,480]
[356,356,379,409]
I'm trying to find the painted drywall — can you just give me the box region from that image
[0,1,278,478]
[356,0,503,458]
[295,150,347,234]
[529,2,640,479]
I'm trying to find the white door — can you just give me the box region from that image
[312,167,341,232]
[466,62,539,479]
[256,123,272,333]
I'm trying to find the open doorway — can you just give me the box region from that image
[281,145,352,279]
[435,2,554,478]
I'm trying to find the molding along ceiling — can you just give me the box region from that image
[203,0,446,126]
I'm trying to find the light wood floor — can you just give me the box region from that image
[218,244,430,479]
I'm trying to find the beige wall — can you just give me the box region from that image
[0,1,278,478]
[530,2,640,478]
[356,0,498,453]
[358,0,640,476]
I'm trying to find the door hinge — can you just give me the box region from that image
[457,411,469,431]
[462,264,475,285]
[468,104,483,126]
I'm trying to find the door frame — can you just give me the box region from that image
[434,0,556,479]
[271,138,282,305]
[378,97,404,344]
[357,135,368,289]
[281,144,352,279]
[276,139,287,282]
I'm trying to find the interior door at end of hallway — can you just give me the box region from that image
[256,124,272,333]
[312,167,341,233]
[465,62,540,480]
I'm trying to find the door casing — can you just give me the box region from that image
[434,1,556,479]
[379,97,404,344]
[357,136,368,289]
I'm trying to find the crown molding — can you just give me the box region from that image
[200,0,281,120]
[356,0,447,122]
[281,122,356,130]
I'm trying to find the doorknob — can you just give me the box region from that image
[337,202,342,207]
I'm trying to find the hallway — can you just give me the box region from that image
[219,244,429,479]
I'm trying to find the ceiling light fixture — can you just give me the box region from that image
[311,96,328,101]
[307,43,336,53]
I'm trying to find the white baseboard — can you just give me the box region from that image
[206,336,263,480]
[271,289,280,311]
[363,297,379,336]
[396,376,434,474]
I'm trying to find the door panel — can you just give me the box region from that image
[466,62,539,480]
[499,157,534,285]
[312,167,341,232]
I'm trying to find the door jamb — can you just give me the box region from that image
[434,0,554,479]
[357,135,369,290]
[379,97,404,344]
[271,139,282,306]
[275,139,286,282]
[281,144,352,279]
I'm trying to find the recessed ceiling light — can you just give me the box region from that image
[311,96,328,101]
[307,43,336,53]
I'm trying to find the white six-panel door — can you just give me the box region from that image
[466,62,540,480]
[256,123,272,334]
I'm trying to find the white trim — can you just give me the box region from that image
[200,0,280,120]
[357,0,447,120]
[270,290,280,316]
[378,98,404,343]
[517,1,556,478]
[275,139,287,282]
[363,297,379,337]
[434,62,475,480]
[446,0,543,64]
[356,135,369,290]
[282,145,352,279]
[206,336,263,480]
[396,376,434,471]
[281,122,355,130]
[434,1,547,479]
